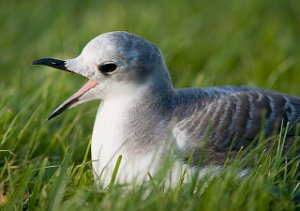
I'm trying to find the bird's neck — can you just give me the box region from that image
[91,85,174,184]
[93,85,174,149]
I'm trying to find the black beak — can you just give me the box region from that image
[32,58,73,73]
[32,57,97,121]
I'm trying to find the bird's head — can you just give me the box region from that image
[33,31,172,120]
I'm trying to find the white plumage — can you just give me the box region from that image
[33,31,300,186]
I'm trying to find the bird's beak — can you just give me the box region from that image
[32,58,97,120]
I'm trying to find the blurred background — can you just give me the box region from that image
[1,0,300,163]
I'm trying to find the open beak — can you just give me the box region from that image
[32,58,97,120]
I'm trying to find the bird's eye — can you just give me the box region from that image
[98,63,117,74]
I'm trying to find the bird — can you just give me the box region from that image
[32,31,300,186]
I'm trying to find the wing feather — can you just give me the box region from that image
[173,87,300,157]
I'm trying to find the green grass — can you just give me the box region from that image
[1,0,300,210]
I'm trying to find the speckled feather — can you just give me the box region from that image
[172,86,300,165]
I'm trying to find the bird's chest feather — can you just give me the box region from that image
[92,100,130,163]
[91,98,158,184]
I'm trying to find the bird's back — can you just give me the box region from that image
[172,86,300,165]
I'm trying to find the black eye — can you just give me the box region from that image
[98,63,117,74]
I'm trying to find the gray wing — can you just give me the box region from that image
[173,87,300,163]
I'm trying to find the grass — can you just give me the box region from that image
[1,0,300,210]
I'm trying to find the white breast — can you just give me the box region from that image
[91,96,161,186]
[91,98,128,184]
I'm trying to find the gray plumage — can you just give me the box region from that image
[172,86,300,165]
[33,31,300,184]
[119,84,300,165]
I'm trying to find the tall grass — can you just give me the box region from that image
[1,0,300,210]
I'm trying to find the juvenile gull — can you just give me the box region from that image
[33,31,300,185]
